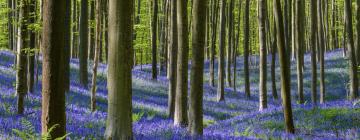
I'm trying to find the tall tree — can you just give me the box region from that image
[88,0,95,60]
[90,0,102,112]
[344,0,359,100]
[152,0,158,80]
[104,0,134,138]
[71,0,78,58]
[16,0,29,115]
[41,0,66,137]
[318,0,325,104]
[27,0,36,93]
[233,0,241,92]
[273,0,295,133]
[79,0,89,86]
[295,0,305,104]
[188,0,207,135]
[209,0,219,87]
[64,0,72,92]
[174,0,189,126]
[243,0,250,98]
[217,0,226,102]
[168,0,177,119]
[7,0,13,51]
[226,0,234,87]
[258,0,267,111]
[271,17,278,100]
[310,0,318,104]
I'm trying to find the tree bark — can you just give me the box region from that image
[295,0,305,104]
[104,0,134,139]
[152,0,158,80]
[209,0,219,87]
[88,1,95,61]
[168,0,177,119]
[28,0,36,93]
[226,0,234,87]
[217,0,226,102]
[273,0,295,133]
[258,0,267,111]
[174,0,189,126]
[41,0,66,137]
[344,0,359,100]
[244,0,250,98]
[64,0,71,93]
[318,0,326,104]
[310,0,318,105]
[79,0,89,86]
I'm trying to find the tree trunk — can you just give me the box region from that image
[28,0,36,93]
[174,0,188,126]
[310,0,318,105]
[318,0,325,104]
[79,0,89,86]
[258,0,267,111]
[152,0,158,80]
[104,0,134,139]
[209,0,219,87]
[233,0,241,93]
[217,0,226,102]
[90,0,103,112]
[88,1,95,61]
[71,0,78,58]
[295,0,305,104]
[356,0,360,63]
[344,0,359,100]
[168,0,177,119]
[226,0,234,87]
[273,0,295,133]
[41,0,66,137]
[16,0,29,115]
[244,0,250,98]
[7,0,13,50]
[271,17,278,100]
[64,0,71,93]
[188,0,207,135]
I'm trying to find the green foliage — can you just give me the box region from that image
[262,120,284,131]
[12,120,71,140]
[234,126,254,137]
[203,119,216,128]
[132,112,144,122]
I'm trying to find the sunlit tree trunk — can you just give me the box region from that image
[217,0,226,102]
[318,0,325,104]
[104,0,134,139]
[226,0,234,87]
[243,0,250,98]
[258,0,267,111]
[41,0,66,137]
[16,0,29,115]
[174,0,188,126]
[168,0,177,118]
[273,0,295,133]
[344,0,359,100]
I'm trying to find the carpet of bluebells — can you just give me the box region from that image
[0,49,359,140]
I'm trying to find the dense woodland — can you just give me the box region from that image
[0,0,359,139]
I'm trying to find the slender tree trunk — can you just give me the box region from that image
[318,0,326,104]
[90,0,102,112]
[174,0,188,126]
[258,0,267,111]
[71,0,78,58]
[41,0,66,137]
[273,0,295,133]
[226,0,234,87]
[152,0,158,80]
[79,0,89,86]
[295,0,305,104]
[64,0,71,93]
[344,0,359,100]
[16,0,29,115]
[271,17,278,100]
[331,0,338,50]
[188,0,207,135]
[356,0,360,63]
[233,0,241,93]
[209,0,219,87]
[217,0,226,102]
[27,0,36,93]
[104,0,134,139]
[7,0,13,50]
[244,0,250,98]
[88,1,95,61]
[310,0,318,105]
[168,0,177,119]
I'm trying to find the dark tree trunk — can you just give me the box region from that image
[318,0,326,104]
[152,0,158,80]
[226,0,234,87]
[310,0,318,105]
[64,0,72,93]
[243,0,250,98]
[28,0,36,93]
[88,1,95,61]
[209,0,219,87]
[168,0,177,119]
[79,0,89,86]
[295,0,305,104]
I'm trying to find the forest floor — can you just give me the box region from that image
[0,49,359,140]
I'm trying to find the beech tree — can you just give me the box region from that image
[243,0,250,98]
[41,0,67,137]
[258,0,267,111]
[217,0,226,102]
[104,0,134,138]
[79,0,89,86]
